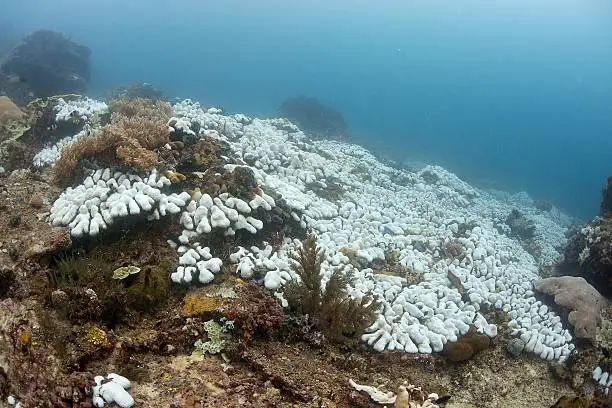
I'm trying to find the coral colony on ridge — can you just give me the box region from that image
[1,29,612,408]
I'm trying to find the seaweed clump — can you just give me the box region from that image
[284,235,380,343]
[49,252,126,326]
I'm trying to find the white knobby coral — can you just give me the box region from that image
[170,98,576,360]
[50,168,190,237]
[54,97,108,122]
[92,373,134,408]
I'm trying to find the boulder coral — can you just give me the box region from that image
[534,276,608,344]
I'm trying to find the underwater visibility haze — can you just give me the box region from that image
[4,2,612,407]
[4,0,612,218]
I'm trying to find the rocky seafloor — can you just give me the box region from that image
[0,92,611,408]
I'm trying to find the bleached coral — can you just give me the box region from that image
[171,243,223,284]
[229,243,294,290]
[49,168,190,237]
[54,97,108,122]
[92,373,134,408]
[33,127,93,167]
[348,380,440,408]
[168,183,277,286]
[593,366,612,395]
[167,116,195,136]
[49,95,578,362]
[168,98,577,360]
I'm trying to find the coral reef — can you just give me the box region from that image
[54,99,171,184]
[278,96,348,141]
[0,30,91,103]
[0,92,592,407]
[534,276,608,344]
[557,179,612,296]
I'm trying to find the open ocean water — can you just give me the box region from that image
[4,0,612,219]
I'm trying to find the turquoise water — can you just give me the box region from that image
[4,0,612,219]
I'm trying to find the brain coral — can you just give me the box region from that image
[534,276,608,344]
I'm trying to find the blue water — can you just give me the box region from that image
[4,0,612,219]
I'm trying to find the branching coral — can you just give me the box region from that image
[54,98,171,184]
[284,235,380,343]
[108,97,172,120]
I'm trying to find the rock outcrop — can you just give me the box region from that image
[0,30,91,104]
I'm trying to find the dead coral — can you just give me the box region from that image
[0,298,91,406]
[534,276,608,344]
[370,247,423,286]
[24,227,72,261]
[305,179,345,202]
[284,235,380,343]
[54,99,171,184]
[505,209,536,240]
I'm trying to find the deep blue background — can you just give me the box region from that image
[3,0,612,219]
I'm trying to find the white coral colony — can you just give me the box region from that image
[45,97,577,362]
